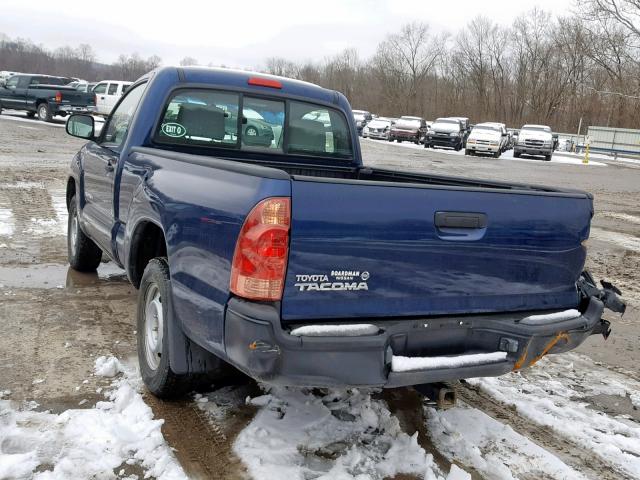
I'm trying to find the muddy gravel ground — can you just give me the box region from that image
[0,111,638,480]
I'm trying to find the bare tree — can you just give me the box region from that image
[179,56,198,66]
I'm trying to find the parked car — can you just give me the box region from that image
[352,109,372,136]
[465,122,509,158]
[64,66,623,396]
[514,124,554,161]
[93,80,133,116]
[67,81,97,93]
[389,116,427,144]
[363,117,394,140]
[424,117,467,151]
[0,71,18,86]
[0,73,96,121]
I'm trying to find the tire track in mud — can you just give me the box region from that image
[145,393,256,480]
[456,382,635,480]
[381,388,484,480]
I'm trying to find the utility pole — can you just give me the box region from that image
[575,117,582,153]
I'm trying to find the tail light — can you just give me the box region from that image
[230,197,290,301]
[54,91,62,103]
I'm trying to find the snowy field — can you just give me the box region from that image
[2,353,638,479]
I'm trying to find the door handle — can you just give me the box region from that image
[105,161,115,173]
[100,96,105,100]
[435,212,487,229]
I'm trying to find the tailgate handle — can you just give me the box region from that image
[435,212,487,229]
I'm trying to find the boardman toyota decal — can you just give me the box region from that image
[293,270,370,292]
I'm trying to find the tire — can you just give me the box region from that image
[494,151,501,158]
[397,139,402,143]
[544,154,552,161]
[0,102,3,115]
[465,149,471,156]
[68,195,102,272]
[414,136,420,145]
[514,151,521,158]
[37,103,52,122]
[26,111,36,118]
[137,258,230,398]
[388,136,394,142]
[138,258,191,398]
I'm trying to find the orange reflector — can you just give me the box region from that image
[248,77,282,89]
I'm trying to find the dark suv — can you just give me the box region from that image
[424,117,469,151]
[389,116,427,144]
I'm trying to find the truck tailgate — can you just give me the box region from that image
[282,178,592,321]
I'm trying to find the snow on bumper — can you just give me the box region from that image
[223,296,610,388]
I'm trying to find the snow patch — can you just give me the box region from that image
[392,352,507,372]
[520,309,580,325]
[591,228,640,253]
[94,355,124,377]
[0,208,14,237]
[468,353,640,478]
[233,386,466,480]
[601,212,640,225]
[427,403,587,480]
[289,323,379,337]
[0,357,186,480]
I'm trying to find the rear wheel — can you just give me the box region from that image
[138,258,231,398]
[494,151,501,158]
[397,139,402,143]
[0,103,3,115]
[544,154,552,161]
[514,151,521,158]
[465,149,471,155]
[388,136,394,142]
[68,195,102,272]
[37,103,52,122]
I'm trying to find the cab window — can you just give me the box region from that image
[108,83,119,95]
[101,83,147,149]
[94,83,107,95]
[287,101,352,158]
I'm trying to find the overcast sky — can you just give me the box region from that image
[2,0,574,68]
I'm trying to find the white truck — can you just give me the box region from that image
[465,122,509,158]
[92,80,132,116]
[514,124,554,161]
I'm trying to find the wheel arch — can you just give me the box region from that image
[128,219,168,288]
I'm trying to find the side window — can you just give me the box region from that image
[108,83,119,95]
[94,83,107,95]
[155,89,240,147]
[122,84,130,94]
[288,101,353,158]
[242,97,284,151]
[102,83,147,148]
[17,77,30,89]
[5,76,19,88]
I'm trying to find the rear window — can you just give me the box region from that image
[30,76,66,86]
[154,89,353,159]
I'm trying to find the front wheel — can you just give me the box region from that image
[37,103,52,122]
[514,151,521,158]
[465,149,471,156]
[68,195,102,271]
[494,151,501,158]
[544,154,552,161]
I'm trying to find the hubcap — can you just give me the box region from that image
[69,212,78,257]
[143,284,163,370]
[39,106,46,119]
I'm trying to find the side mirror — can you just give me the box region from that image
[66,114,95,140]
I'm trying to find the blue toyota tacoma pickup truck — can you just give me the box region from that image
[64,66,624,397]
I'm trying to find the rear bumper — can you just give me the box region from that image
[223,296,608,388]
[53,104,96,115]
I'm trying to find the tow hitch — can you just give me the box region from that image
[414,382,457,410]
[578,271,626,339]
